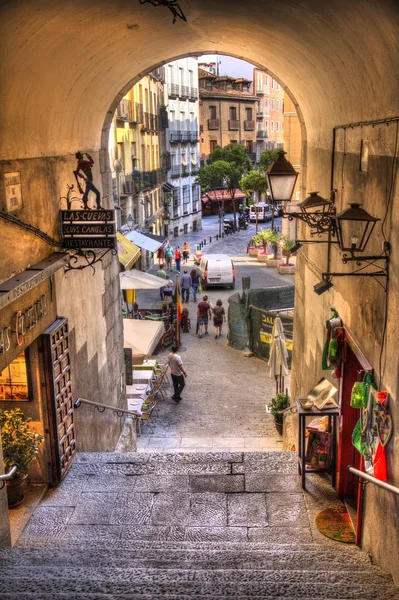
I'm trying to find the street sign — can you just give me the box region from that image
[62,238,116,249]
[60,209,116,250]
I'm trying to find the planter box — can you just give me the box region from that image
[257,253,273,263]
[248,248,259,257]
[277,264,296,274]
[266,258,280,268]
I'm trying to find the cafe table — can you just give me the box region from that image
[132,369,154,385]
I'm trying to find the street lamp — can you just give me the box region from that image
[333,203,379,255]
[266,150,298,230]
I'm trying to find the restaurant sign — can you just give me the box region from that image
[60,210,116,250]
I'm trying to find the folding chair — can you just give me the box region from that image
[136,400,157,435]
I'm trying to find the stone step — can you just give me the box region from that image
[0,595,378,600]
[0,545,373,571]
[0,566,392,587]
[0,571,396,599]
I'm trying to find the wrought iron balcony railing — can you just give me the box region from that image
[208,118,220,130]
[228,119,239,130]
[244,120,255,131]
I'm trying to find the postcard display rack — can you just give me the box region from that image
[296,378,340,489]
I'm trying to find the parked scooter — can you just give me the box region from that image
[238,214,248,230]
[223,218,236,235]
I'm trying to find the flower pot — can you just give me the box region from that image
[318,461,327,468]
[248,248,259,257]
[6,474,29,508]
[266,258,280,268]
[257,252,273,262]
[277,264,296,274]
[274,420,283,436]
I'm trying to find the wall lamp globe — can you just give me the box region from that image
[333,203,379,255]
[266,150,298,204]
[126,214,134,230]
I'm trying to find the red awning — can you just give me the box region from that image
[202,189,246,203]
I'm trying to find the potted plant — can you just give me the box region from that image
[248,234,261,257]
[265,230,281,267]
[278,236,296,274]
[256,231,273,261]
[269,392,290,435]
[318,451,328,468]
[0,409,44,507]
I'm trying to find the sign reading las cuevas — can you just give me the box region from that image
[60,210,116,250]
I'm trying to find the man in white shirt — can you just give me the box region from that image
[168,344,187,403]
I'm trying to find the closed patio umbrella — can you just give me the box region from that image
[119,269,169,290]
[268,315,289,393]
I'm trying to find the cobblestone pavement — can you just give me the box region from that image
[136,216,294,452]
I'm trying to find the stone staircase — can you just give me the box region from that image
[0,451,397,599]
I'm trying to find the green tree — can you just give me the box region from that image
[258,148,281,173]
[240,170,268,232]
[196,159,243,228]
[209,143,253,172]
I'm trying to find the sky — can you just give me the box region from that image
[198,54,255,81]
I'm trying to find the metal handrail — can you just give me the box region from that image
[348,466,399,497]
[0,464,18,489]
[74,397,138,419]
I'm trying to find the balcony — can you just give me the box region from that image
[256,130,269,139]
[189,88,198,101]
[244,120,255,131]
[160,109,169,129]
[181,131,191,143]
[208,118,220,130]
[168,83,179,98]
[182,165,190,177]
[170,130,182,143]
[180,85,189,99]
[190,131,200,143]
[171,166,181,178]
[256,86,270,95]
[191,164,200,175]
[248,153,256,162]
[116,100,143,123]
[228,119,239,130]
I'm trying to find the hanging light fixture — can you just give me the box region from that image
[333,203,379,254]
[288,191,336,235]
[266,150,298,204]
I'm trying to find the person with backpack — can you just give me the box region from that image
[165,244,174,272]
[174,246,182,273]
[190,268,200,302]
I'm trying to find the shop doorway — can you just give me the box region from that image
[41,318,76,484]
[337,331,372,543]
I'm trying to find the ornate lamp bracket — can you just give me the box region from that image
[64,248,118,275]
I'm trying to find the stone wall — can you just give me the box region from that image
[291,121,399,582]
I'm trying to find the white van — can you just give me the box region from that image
[249,202,273,222]
[197,254,235,289]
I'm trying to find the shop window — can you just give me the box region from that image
[0,350,31,401]
[184,224,188,234]
[174,227,179,237]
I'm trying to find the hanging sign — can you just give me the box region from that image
[60,210,116,249]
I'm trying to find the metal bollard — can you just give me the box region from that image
[209,237,212,244]
[203,239,207,245]
[222,232,225,238]
[242,276,251,290]
[216,234,218,241]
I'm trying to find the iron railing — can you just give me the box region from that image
[228,119,239,130]
[168,83,179,98]
[256,130,269,139]
[74,398,138,420]
[0,465,18,489]
[180,85,189,99]
[171,165,181,178]
[244,120,255,130]
[170,130,182,143]
[116,100,143,123]
[347,466,399,497]
[189,88,198,101]
[208,118,220,130]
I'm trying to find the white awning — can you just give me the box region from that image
[181,155,187,166]
[119,269,168,290]
[125,230,163,253]
[123,319,165,362]
[191,155,197,165]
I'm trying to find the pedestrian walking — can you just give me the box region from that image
[157,264,167,301]
[157,246,165,267]
[174,246,182,273]
[163,278,174,304]
[197,295,212,338]
[182,241,190,264]
[165,244,174,272]
[190,268,200,302]
[212,299,226,339]
[180,269,192,303]
[168,344,187,403]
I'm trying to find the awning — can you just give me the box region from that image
[191,155,197,165]
[163,182,175,193]
[123,319,165,362]
[181,155,187,166]
[125,230,165,253]
[116,232,141,270]
[119,269,168,290]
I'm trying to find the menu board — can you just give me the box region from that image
[0,350,30,401]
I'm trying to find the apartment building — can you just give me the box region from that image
[163,58,202,237]
[253,68,285,160]
[198,66,258,163]
[109,68,166,238]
